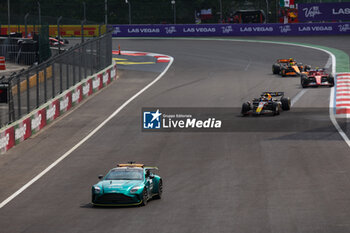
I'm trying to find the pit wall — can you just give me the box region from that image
[110,23,350,37]
[0,62,117,154]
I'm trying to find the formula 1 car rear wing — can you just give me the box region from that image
[261,92,284,97]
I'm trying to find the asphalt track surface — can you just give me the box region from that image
[0,36,350,233]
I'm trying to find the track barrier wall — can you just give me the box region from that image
[110,22,350,37]
[1,25,107,37]
[0,62,117,153]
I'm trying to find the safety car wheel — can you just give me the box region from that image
[141,189,148,206]
[154,180,162,199]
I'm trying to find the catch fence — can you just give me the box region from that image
[1,31,112,127]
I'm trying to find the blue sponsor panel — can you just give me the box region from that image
[298,3,350,22]
[143,110,162,129]
[111,23,350,37]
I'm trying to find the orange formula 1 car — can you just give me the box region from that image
[272,58,310,77]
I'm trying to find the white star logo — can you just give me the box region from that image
[151,109,162,122]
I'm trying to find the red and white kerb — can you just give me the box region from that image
[335,73,350,117]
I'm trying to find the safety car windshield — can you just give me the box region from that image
[105,169,143,180]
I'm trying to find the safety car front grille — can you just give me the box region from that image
[96,193,135,204]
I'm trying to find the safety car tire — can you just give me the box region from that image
[153,180,162,200]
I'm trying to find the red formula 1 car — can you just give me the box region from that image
[49,37,69,47]
[300,68,334,88]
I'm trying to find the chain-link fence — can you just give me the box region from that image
[1,0,349,26]
[1,31,112,127]
[0,37,37,65]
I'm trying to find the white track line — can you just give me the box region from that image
[0,54,174,209]
[325,55,332,69]
[291,89,307,107]
[244,60,251,71]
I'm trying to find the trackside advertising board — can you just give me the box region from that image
[111,22,350,37]
[72,85,83,106]
[59,92,72,115]
[0,127,14,153]
[14,118,31,145]
[298,3,350,22]
[31,109,46,134]
[0,62,117,154]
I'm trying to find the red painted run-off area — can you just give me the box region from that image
[154,56,171,63]
[112,51,170,63]
[336,73,350,115]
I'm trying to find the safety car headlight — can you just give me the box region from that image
[130,186,142,193]
[93,186,101,194]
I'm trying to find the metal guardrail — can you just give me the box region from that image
[0,42,37,65]
[0,31,112,127]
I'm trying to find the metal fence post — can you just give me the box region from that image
[38,1,41,26]
[72,50,76,85]
[78,47,82,82]
[57,16,62,54]
[26,72,30,113]
[17,78,21,119]
[7,0,10,35]
[59,60,63,93]
[83,44,87,79]
[52,63,55,98]
[36,68,39,108]
[109,33,112,64]
[97,36,101,70]
[24,13,29,38]
[8,79,14,123]
[44,66,47,103]
[105,35,112,66]
[66,61,69,89]
[90,41,93,75]
[81,20,85,43]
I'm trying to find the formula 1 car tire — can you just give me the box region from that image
[272,64,280,74]
[329,76,335,87]
[281,69,286,77]
[304,65,311,72]
[281,97,291,111]
[241,102,251,116]
[272,102,280,116]
[301,74,308,88]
